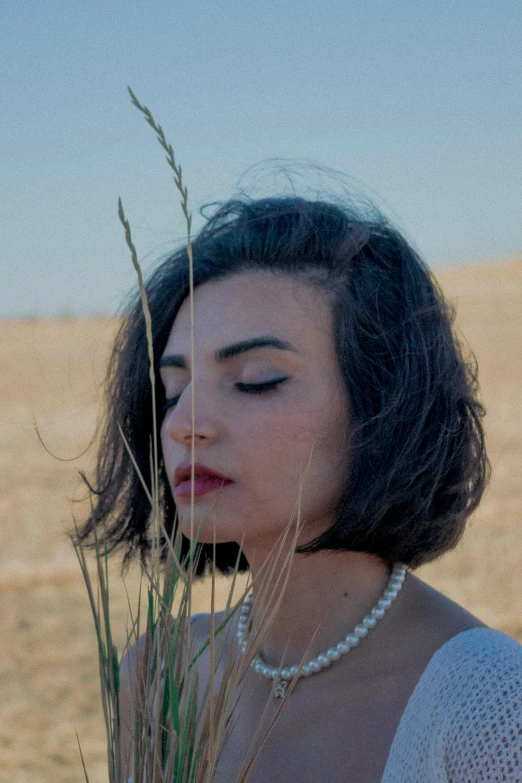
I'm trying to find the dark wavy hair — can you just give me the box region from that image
[71,194,490,577]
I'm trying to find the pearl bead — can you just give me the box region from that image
[281,668,291,679]
[317,654,331,668]
[327,648,341,661]
[262,667,273,679]
[362,615,377,628]
[371,606,386,620]
[336,640,350,654]
[254,661,264,674]
[309,660,321,673]
[384,587,398,599]
[354,624,369,638]
[289,665,299,676]
[346,633,360,646]
[301,664,313,676]
[378,597,392,610]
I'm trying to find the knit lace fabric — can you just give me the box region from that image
[381,627,522,782]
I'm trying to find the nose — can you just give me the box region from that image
[161,386,220,446]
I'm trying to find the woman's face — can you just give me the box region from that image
[159,270,349,553]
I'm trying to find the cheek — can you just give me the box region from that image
[240,403,345,492]
[242,405,310,458]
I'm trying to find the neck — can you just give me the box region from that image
[242,538,393,668]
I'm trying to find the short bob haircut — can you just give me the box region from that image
[73,194,490,577]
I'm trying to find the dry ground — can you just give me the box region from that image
[1,259,521,782]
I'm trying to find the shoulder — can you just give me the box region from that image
[435,625,522,661]
[119,631,148,695]
[425,626,522,689]
[190,609,235,651]
[383,628,522,782]
[433,626,522,703]
[421,629,522,780]
[190,609,227,634]
[120,612,202,685]
[409,627,522,715]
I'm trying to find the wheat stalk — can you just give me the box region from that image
[74,88,317,783]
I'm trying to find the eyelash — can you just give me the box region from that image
[161,377,289,413]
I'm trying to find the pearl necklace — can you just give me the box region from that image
[236,563,407,698]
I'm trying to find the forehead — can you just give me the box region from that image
[163,271,333,355]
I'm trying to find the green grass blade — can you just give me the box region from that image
[75,729,90,782]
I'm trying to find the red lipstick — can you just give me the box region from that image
[173,463,234,498]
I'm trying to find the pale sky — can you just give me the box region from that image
[1,0,521,318]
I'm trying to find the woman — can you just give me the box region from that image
[75,194,521,781]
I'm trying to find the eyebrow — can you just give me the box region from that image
[159,335,298,369]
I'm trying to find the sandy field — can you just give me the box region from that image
[1,259,521,782]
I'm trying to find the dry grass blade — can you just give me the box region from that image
[117,199,160,525]
[127,85,198,624]
[127,86,192,234]
[72,513,119,781]
[74,87,328,783]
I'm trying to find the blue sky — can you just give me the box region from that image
[1,0,521,318]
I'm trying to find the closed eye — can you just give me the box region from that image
[236,377,289,394]
[161,376,290,413]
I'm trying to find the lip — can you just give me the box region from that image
[174,462,234,487]
[174,476,235,498]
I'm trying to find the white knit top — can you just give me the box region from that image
[381,627,522,781]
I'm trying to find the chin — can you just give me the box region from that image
[177,512,239,545]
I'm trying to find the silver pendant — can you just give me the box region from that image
[274,677,290,698]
